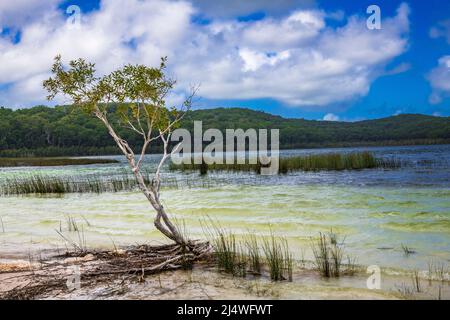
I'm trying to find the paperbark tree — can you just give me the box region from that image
[44,55,196,245]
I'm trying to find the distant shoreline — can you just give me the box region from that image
[0,157,119,167]
[1,139,449,159]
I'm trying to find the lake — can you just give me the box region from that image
[0,144,449,272]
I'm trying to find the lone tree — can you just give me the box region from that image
[44,55,196,246]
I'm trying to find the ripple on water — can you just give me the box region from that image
[382,221,450,233]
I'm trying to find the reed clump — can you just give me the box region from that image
[170,151,401,174]
[311,231,345,278]
[401,243,416,256]
[262,234,293,281]
[245,234,261,275]
[211,228,245,276]
[0,172,226,195]
[412,270,421,293]
[204,221,292,281]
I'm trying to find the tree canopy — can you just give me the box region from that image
[1,106,449,157]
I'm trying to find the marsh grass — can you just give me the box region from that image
[262,233,293,281]
[214,232,244,276]
[65,215,79,232]
[401,244,416,256]
[311,231,345,278]
[170,151,401,174]
[427,260,447,283]
[0,172,226,195]
[203,221,292,281]
[412,270,421,293]
[344,255,359,276]
[56,226,87,253]
[203,220,241,275]
[396,283,415,298]
[244,234,261,274]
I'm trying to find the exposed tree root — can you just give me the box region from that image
[0,241,213,300]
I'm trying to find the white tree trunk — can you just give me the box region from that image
[96,111,185,245]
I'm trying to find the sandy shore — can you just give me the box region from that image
[1,253,448,300]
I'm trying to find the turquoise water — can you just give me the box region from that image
[0,145,449,271]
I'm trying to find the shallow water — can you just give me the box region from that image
[0,145,449,272]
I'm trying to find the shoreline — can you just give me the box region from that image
[0,157,119,168]
[1,142,450,160]
[0,247,448,300]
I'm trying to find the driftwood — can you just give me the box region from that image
[0,241,212,300]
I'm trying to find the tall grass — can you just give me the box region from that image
[212,229,244,276]
[203,221,292,281]
[311,231,344,278]
[401,243,416,256]
[170,151,401,174]
[245,234,261,274]
[262,233,293,281]
[0,172,226,195]
[65,215,79,232]
[412,270,421,293]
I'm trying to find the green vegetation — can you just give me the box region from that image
[262,234,293,281]
[245,234,262,275]
[311,231,345,278]
[170,151,401,174]
[204,221,293,281]
[401,243,416,256]
[0,157,118,167]
[0,174,132,195]
[206,226,360,282]
[1,106,449,157]
[0,173,224,196]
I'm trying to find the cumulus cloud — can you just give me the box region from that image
[323,113,340,121]
[0,0,60,32]
[0,0,410,109]
[177,3,410,106]
[428,56,450,104]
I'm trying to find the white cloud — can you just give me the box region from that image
[323,113,340,121]
[428,55,450,104]
[0,0,60,29]
[0,0,410,109]
[176,3,409,107]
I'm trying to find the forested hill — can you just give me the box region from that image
[1,105,450,157]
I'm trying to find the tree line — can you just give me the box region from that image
[1,105,449,157]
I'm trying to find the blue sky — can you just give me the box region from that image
[0,0,449,121]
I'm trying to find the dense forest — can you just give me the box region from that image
[1,105,450,157]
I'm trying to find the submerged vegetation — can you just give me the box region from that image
[170,151,402,174]
[0,152,402,196]
[310,231,354,278]
[0,172,224,196]
[0,157,118,167]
